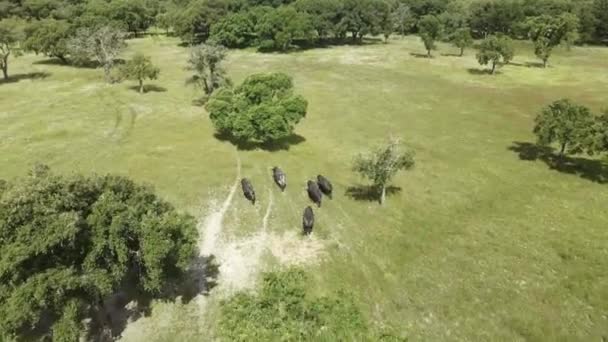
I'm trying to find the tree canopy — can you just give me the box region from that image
[205,72,308,144]
[476,34,515,74]
[0,165,197,340]
[23,18,71,63]
[533,99,595,155]
[525,13,579,67]
[120,52,160,93]
[450,27,473,56]
[418,15,442,57]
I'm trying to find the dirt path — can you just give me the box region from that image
[198,157,241,255]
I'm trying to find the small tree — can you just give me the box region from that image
[68,25,126,82]
[450,27,473,56]
[205,72,308,144]
[533,99,594,156]
[526,14,580,67]
[352,137,415,205]
[0,18,25,80]
[120,53,160,93]
[187,42,228,96]
[418,15,442,57]
[476,35,515,74]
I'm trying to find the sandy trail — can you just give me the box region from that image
[199,157,241,255]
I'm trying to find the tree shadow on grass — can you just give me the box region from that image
[409,52,431,58]
[33,58,100,69]
[466,68,501,75]
[0,71,50,85]
[127,84,168,93]
[508,141,608,184]
[345,184,402,204]
[509,61,545,68]
[213,132,306,151]
[90,254,220,341]
[441,53,463,57]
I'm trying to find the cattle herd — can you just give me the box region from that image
[240,167,333,236]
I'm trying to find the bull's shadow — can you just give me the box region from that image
[214,132,306,151]
[508,141,608,184]
[345,184,402,203]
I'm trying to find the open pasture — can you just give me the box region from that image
[1,35,607,340]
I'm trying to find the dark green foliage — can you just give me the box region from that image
[209,11,256,47]
[23,19,71,62]
[217,268,372,341]
[171,0,230,44]
[206,72,307,143]
[469,0,524,37]
[0,166,197,339]
[418,14,442,57]
[592,0,608,42]
[476,35,515,74]
[255,5,314,51]
[533,99,594,155]
[590,109,608,155]
[294,0,342,40]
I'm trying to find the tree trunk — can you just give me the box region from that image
[543,58,547,68]
[491,61,496,74]
[380,185,386,205]
[427,49,431,58]
[139,79,144,93]
[1,55,7,79]
[460,47,464,56]
[560,142,567,155]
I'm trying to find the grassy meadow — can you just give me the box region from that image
[1,35,607,341]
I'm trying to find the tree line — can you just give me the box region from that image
[2,0,607,80]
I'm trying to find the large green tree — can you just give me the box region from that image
[209,11,256,48]
[23,18,71,63]
[0,165,197,340]
[205,72,308,144]
[476,34,515,74]
[352,137,415,205]
[533,99,594,155]
[255,5,314,51]
[418,14,442,57]
[120,52,160,93]
[0,18,25,80]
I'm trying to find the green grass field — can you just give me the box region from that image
[1,35,607,341]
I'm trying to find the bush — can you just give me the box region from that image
[217,268,375,341]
